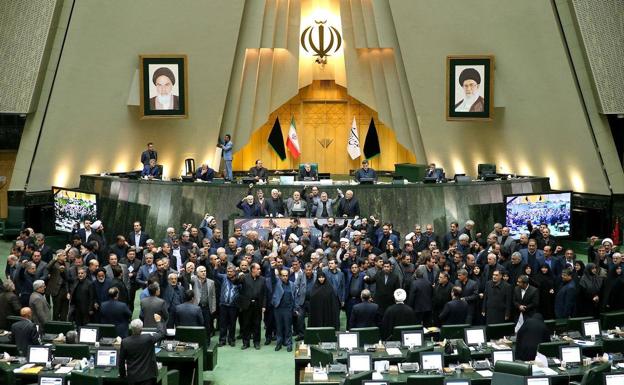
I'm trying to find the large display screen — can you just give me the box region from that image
[53,187,98,232]
[505,192,571,239]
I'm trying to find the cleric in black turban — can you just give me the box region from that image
[454,67,485,113]
[149,67,179,110]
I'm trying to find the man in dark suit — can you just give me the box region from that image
[174,289,204,327]
[248,159,268,182]
[408,270,433,326]
[481,269,512,324]
[0,281,21,330]
[349,289,379,329]
[425,163,444,182]
[455,269,478,323]
[140,282,168,328]
[555,269,576,318]
[439,286,469,325]
[141,159,162,179]
[119,314,166,385]
[513,274,539,321]
[237,263,266,350]
[380,289,415,339]
[364,260,401,316]
[195,163,215,181]
[128,221,150,256]
[336,190,360,218]
[140,142,158,167]
[10,307,40,356]
[298,163,317,181]
[100,287,132,338]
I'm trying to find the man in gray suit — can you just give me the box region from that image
[191,266,217,334]
[310,191,340,218]
[140,282,168,328]
[498,227,517,257]
[286,191,307,216]
[29,280,51,328]
[415,256,440,286]
[104,253,129,288]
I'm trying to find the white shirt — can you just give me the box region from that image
[134,232,141,248]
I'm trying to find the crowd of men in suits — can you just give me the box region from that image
[2,202,624,359]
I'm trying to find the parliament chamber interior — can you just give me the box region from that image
[1,1,624,385]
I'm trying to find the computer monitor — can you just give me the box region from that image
[492,349,514,364]
[582,320,601,338]
[559,346,581,364]
[291,208,307,217]
[337,332,359,350]
[79,327,99,344]
[401,330,424,348]
[604,373,624,385]
[362,382,388,385]
[525,377,551,385]
[464,327,486,346]
[420,352,443,371]
[445,380,471,385]
[28,346,50,364]
[38,376,65,385]
[348,353,372,373]
[477,163,496,177]
[279,176,295,185]
[359,178,375,184]
[96,349,118,367]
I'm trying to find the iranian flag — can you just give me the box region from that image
[286,116,301,158]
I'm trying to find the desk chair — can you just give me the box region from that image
[602,338,624,354]
[304,327,336,344]
[350,327,379,346]
[343,370,373,385]
[490,372,525,385]
[54,344,90,360]
[570,361,611,385]
[441,324,470,340]
[71,371,102,385]
[493,361,532,376]
[406,375,445,385]
[455,340,472,363]
[537,341,569,358]
[298,163,319,177]
[86,323,117,338]
[486,322,515,340]
[544,319,557,334]
[167,369,180,385]
[601,310,624,330]
[44,321,75,335]
[6,315,22,328]
[391,324,423,341]
[567,317,593,333]
[404,345,434,363]
[0,344,18,356]
[175,326,210,371]
[310,345,333,367]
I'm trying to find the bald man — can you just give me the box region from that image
[10,307,40,356]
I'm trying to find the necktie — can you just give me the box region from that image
[322,202,328,217]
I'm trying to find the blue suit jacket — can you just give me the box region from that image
[520,249,545,271]
[271,279,301,311]
[222,141,233,161]
[174,302,205,327]
[100,300,132,338]
[555,280,576,318]
[344,272,365,300]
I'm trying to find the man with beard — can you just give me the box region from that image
[381,289,415,339]
[432,272,452,326]
[192,266,217,335]
[482,269,512,324]
[69,267,96,326]
[454,68,484,112]
[364,259,400,317]
[408,270,433,326]
[214,264,240,346]
[337,190,360,218]
[163,273,184,328]
[46,249,70,320]
[265,189,286,217]
[150,67,179,110]
[93,269,111,320]
[237,263,266,350]
[100,287,132,338]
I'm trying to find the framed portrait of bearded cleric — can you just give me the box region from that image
[446,55,494,121]
[139,54,188,119]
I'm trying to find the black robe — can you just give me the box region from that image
[515,314,550,361]
[533,268,556,320]
[70,279,96,326]
[381,303,416,340]
[309,279,339,329]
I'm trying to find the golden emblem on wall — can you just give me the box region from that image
[300,20,342,66]
[317,138,334,149]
